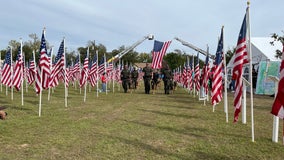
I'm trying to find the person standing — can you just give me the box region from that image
[131,67,139,89]
[121,65,131,93]
[101,73,107,92]
[142,63,153,94]
[161,65,173,94]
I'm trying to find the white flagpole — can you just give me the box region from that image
[104,53,107,95]
[193,54,195,97]
[96,50,99,97]
[63,39,67,107]
[84,47,89,102]
[20,39,24,106]
[118,59,121,92]
[247,1,254,142]
[222,26,228,123]
[79,52,81,94]
[48,47,53,101]
[112,60,115,93]
[10,46,13,100]
[186,57,190,93]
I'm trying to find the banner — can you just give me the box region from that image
[255,61,280,95]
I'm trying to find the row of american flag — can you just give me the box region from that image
[0,4,283,134]
[0,30,118,95]
[171,7,284,124]
[0,29,169,99]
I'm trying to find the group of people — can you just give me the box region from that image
[120,65,139,93]
[120,63,174,94]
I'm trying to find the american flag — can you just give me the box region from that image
[79,51,89,88]
[212,28,224,106]
[181,63,188,87]
[88,55,97,87]
[49,40,65,88]
[35,29,50,93]
[13,46,24,91]
[27,59,36,85]
[98,55,105,75]
[1,48,12,87]
[233,13,249,122]
[202,54,210,95]
[152,40,171,69]
[271,44,284,119]
[72,55,80,81]
[188,59,193,90]
[194,53,200,92]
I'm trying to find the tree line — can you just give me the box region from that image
[1,32,282,69]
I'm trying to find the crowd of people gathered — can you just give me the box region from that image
[119,63,175,94]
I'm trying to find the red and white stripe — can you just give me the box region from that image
[271,44,284,119]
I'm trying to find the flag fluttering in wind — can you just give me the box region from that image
[1,48,12,87]
[152,40,171,69]
[27,58,36,85]
[49,39,65,88]
[233,12,249,122]
[212,28,224,106]
[194,53,200,92]
[188,58,193,90]
[79,51,89,88]
[13,46,24,91]
[271,44,284,119]
[88,55,98,87]
[202,54,210,95]
[98,55,105,75]
[35,29,50,93]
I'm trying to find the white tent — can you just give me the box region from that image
[227,37,282,75]
[226,37,282,95]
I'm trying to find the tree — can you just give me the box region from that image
[225,47,235,65]
[271,32,284,59]
[163,52,186,70]
[137,52,151,63]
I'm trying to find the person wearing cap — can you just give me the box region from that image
[121,65,131,93]
[131,67,139,90]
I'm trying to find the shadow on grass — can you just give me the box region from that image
[161,103,196,110]
[194,151,232,159]
[6,105,33,111]
[138,109,201,120]
[123,119,205,138]
[95,133,190,159]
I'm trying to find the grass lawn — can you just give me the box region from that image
[0,82,283,160]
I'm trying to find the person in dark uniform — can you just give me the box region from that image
[142,63,153,94]
[161,65,173,94]
[131,67,139,89]
[120,65,131,93]
[152,69,160,90]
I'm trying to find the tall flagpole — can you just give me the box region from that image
[79,52,81,94]
[10,46,13,100]
[193,54,195,97]
[96,50,99,97]
[186,57,189,93]
[63,38,67,107]
[222,26,229,123]
[20,39,24,106]
[112,60,115,93]
[247,0,255,142]
[84,47,89,102]
[48,47,53,101]
[104,53,107,95]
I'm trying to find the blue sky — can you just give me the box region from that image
[0,0,283,60]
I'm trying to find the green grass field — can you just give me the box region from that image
[0,82,283,160]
